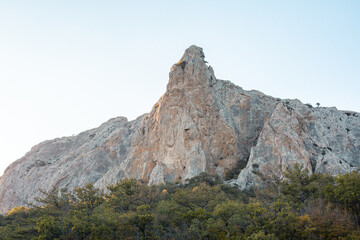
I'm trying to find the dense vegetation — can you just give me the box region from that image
[1,164,359,239]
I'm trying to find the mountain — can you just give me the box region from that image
[0,45,359,214]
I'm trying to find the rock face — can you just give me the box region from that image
[0,116,144,214]
[95,46,278,187]
[0,45,359,213]
[236,100,360,188]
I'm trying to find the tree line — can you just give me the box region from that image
[0,164,360,239]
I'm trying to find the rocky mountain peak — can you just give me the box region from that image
[180,45,205,62]
[0,46,359,214]
[167,45,216,91]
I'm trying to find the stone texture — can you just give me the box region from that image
[97,46,278,187]
[0,45,359,213]
[0,116,144,213]
[235,100,360,189]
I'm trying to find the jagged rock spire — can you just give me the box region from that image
[167,45,216,91]
[180,45,205,62]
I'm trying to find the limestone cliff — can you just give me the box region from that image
[0,116,144,213]
[235,100,360,188]
[95,46,278,187]
[0,45,359,213]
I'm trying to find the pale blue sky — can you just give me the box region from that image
[0,1,359,175]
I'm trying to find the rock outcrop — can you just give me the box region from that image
[235,100,360,188]
[95,46,278,187]
[0,45,359,213]
[0,116,144,213]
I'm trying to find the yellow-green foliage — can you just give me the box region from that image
[0,170,360,239]
[6,206,30,216]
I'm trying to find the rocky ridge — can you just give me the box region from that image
[236,100,360,188]
[0,45,359,213]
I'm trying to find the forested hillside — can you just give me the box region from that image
[1,165,359,239]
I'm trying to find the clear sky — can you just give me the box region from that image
[0,0,359,176]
